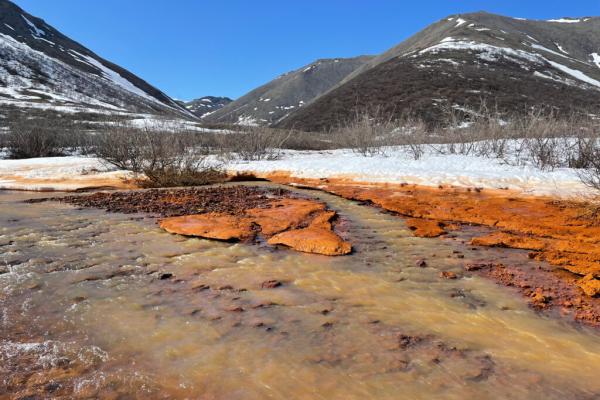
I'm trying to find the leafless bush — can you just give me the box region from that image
[394,116,429,160]
[217,126,291,161]
[93,120,225,187]
[3,111,85,159]
[579,152,600,192]
[1,110,96,159]
[330,107,398,157]
[94,120,147,171]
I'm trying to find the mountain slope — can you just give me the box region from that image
[204,56,373,126]
[277,12,600,131]
[182,96,233,118]
[0,0,191,117]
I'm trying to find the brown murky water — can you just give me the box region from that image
[2,184,600,399]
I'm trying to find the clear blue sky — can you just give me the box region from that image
[11,0,600,101]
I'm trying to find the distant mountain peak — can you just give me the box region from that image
[182,96,233,118]
[203,55,373,126]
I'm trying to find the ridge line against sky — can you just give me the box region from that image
[11,0,600,101]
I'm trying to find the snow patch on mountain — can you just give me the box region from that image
[455,18,467,27]
[547,18,581,23]
[591,53,600,68]
[67,50,166,106]
[547,60,600,88]
[21,15,45,37]
[555,43,569,54]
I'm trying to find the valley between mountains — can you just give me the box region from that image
[1,1,600,399]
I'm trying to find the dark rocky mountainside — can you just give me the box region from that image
[204,56,373,126]
[276,12,600,131]
[0,0,191,118]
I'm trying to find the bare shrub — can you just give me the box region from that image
[394,116,429,160]
[331,107,398,157]
[94,120,147,171]
[4,111,71,158]
[1,110,96,159]
[217,126,291,161]
[93,120,225,188]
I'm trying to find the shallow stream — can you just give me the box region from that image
[2,184,600,399]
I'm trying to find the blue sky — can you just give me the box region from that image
[12,0,600,101]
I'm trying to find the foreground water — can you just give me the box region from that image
[2,184,600,399]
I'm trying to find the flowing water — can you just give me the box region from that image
[2,184,600,399]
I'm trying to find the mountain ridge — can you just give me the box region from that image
[203,55,373,126]
[276,12,600,130]
[0,0,192,118]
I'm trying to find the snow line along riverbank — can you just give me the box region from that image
[0,156,132,191]
[0,147,594,197]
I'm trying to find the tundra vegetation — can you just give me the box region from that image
[0,104,599,194]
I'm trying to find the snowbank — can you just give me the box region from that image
[0,156,131,191]
[227,147,592,198]
[0,146,593,197]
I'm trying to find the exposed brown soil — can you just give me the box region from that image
[37,186,289,217]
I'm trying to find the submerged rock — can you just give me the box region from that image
[268,227,352,256]
[160,213,255,241]
[405,218,446,238]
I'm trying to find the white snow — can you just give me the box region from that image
[555,43,569,54]
[547,18,581,23]
[69,50,166,106]
[237,115,259,126]
[419,39,543,65]
[591,53,600,68]
[418,38,600,90]
[533,70,574,85]
[455,18,467,27]
[0,143,595,197]
[547,60,600,88]
[226,146,592,197]
[0,156,131,191]
[530,43,573,61]
[0,32,165,114]
[21,15,45,37]
[4,23,15,31]
[525,34,539,43]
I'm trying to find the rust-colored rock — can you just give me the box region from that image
[471,232,546,251]
[440,271,458,280]
[405,218,446,238]
[261,280,283,289]
[268,227,352,256]
[153,189,350,256]
[247,198,326,236]
[159,213,255,241]
[577,274,600,297]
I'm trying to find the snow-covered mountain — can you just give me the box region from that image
[274,12,600,131]
[0,0,191,118]
[203,56,373,126]
[182,96,233,118]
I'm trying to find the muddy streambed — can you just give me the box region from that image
[2,184,600,399]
